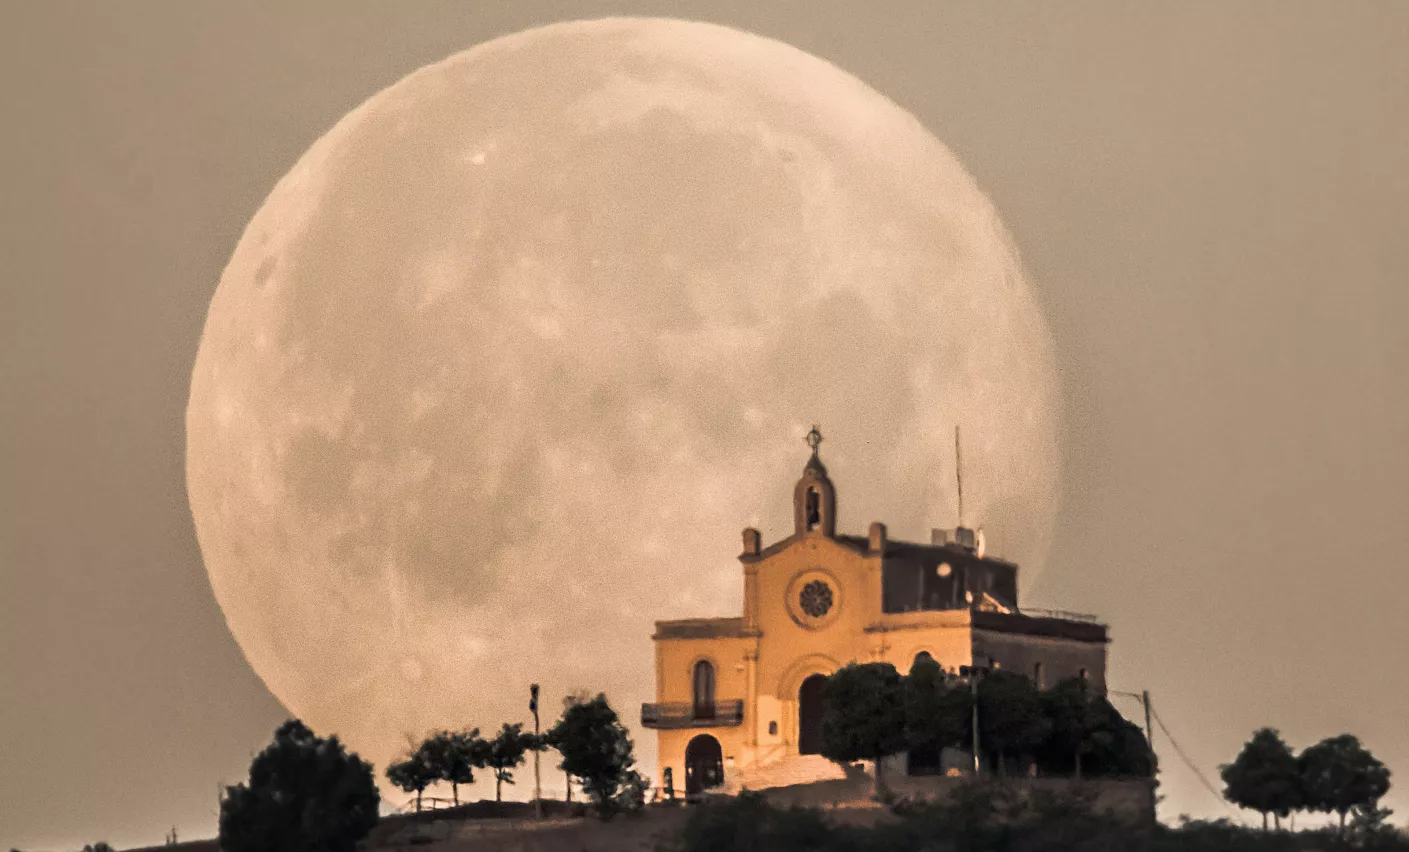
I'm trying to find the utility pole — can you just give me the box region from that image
[530,683,542,820]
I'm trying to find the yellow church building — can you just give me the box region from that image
[641,429,1108,796]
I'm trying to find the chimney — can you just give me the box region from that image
[868,522,887,554]
[742,527,761,556]
[932,528,956,546]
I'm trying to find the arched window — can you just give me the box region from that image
[692,660,715,719]
[805,487,821,530]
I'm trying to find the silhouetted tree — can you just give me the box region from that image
[386,745,439,813]
[976,669,1051,776]
[547,693,647,818]
[820,662,907,792]
[1300,734,1391,837]
[1084,699,1154,778]
[80,844,114,852]
[557,690,592,804]
[1035,678,1094,777]
[1035,678,1151,780]
[482,722,531,801]
[418,729,481,806]
[902,656,970,774]
[1220,728,1301,830]
[218,719,379,852]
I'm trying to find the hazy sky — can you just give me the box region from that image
[3,3,1407,849]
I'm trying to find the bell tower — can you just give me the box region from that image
[793,426,836,538]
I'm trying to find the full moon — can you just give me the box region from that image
[187,18,1058,785]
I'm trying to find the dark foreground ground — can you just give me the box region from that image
[122,789,1409,852]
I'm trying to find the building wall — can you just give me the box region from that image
[974,629,1107,692]
[867,609,979,675]
[655,635,753,705]
[654,633,755,791]
[750,535,879,704]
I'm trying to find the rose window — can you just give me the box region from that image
[798,580,834,618]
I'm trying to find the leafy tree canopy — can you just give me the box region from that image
[1221,727,1302,826]
[386,745,440,813]
[820,662,907,766]
[1034,678,1151,779]
[416,729,482,805]
[901,656,970,755]
[1300,734,1391,831]
[484,722,531,801]
[219,719,380,852]
[976,669,1051,773]
[547,693,647,818]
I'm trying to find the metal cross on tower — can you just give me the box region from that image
[806,425,823,455]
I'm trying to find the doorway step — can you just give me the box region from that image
[720,753,849,794]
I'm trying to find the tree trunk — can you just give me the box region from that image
[416,790,423,813]
[452,782,459,806]
[874,756,886,797]
[1339,810,1347,838]
[496,774,503,802]
[1261,812,1267,831]
[1274,813,1281,831]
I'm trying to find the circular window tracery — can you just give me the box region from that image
[786,569,841,629]
[799,580,834,618]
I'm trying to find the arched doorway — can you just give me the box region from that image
[797,673,829,755]
[684,734,724,795]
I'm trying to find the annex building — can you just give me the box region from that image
[641,429,1108,796]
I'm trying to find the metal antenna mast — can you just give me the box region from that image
[955,425,965,528]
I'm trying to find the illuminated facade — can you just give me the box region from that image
[641,430,1107,795]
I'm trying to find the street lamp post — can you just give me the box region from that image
[530,683,542,820]
[959,663,991,775]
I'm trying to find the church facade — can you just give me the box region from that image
[641,430,1108,796]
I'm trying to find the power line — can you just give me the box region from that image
[1150,706,1243,822]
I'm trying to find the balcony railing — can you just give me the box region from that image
[640,700,745,729]
[1019,608,1101,624]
